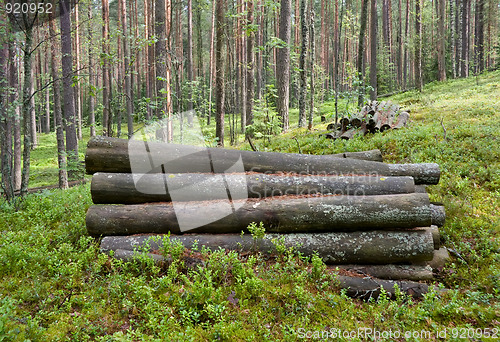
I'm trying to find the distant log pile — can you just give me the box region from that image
[322,100,410,140]
[86,136,447,298]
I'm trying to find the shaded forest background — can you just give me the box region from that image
[0,0,499,199]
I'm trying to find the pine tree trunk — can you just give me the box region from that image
[357,0,369,107]
[414,0,423,91]
[215,0,225,146]
[246,0,255,133]
[370,0,377,100]
[276,0,291,131]
[475,0,484,72]
[298,0,309,127]
[187,0,194,117]
[119,0,134,139]
[308,3,315,130]
[88,4,96,137]
[0,20,14,201]
[460,0,470,77]
[73,0,82,140]
[20,17,34,195]
[60,0,79,178]
[437,0,446,81]
[102,0,110,136]
[9,37,21,190]
[49,12,69,189]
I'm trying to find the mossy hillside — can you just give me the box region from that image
[0,71,498,340]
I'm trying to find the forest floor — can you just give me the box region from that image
[0,71,499,340]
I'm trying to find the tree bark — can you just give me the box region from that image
[60,0,79,178]
[437,0,446,81]
[334,264,433,281]
[85,136,441,184]
[357,0,369,106]
[187,0,194,124]
[90,173,417,204]
[86,193,445,235]
[88,4,96,137]
[20,16,34,195]
[155,0,173,141]
[8,35,21,191]
[245,0,255,134]
[215,0,226,146]
[49,11,69,189]
[102,0,110,136]
[99,229,435,264]
[0,17,14,200]
[298,0,309,127]
[369,0,377,100]
[460,0,470,77]
[119,0,134,139]
[308,4,315,130]
[414,0,423,91]
[276,0,291,131]
[73,0,82,140]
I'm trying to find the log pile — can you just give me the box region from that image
[323,100,410,140]
[86,136,447,298]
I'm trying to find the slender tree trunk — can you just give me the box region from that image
[215,0,225,146]
[30,71,37,150]
[397,0,403,87]
[298,0,309,127]
[414,0,423,91]
[9,37,21,190]
[370,0,377,100]
[187,0,194,117]
[102,0,110,136]
[0,17,14,201]
[276,0,291,131]
[60,0,79,177]
[308,4,315,130]
[20,19,34,195]
[437,0,446,81]
[116,0,123,138]
[73,0,82,140]
[357,0,369,107]
[246,0,255,133]
[155,0,173,141]
[475,0,484,73]
[118,0,134,139]
[460,0,470,77]
[88,4,96,137]
[208,0,216,126]
[49,12,69,189]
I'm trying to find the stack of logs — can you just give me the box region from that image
[323,101,410,140]
[86,136,447,299]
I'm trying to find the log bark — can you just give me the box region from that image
[336,275,437,299]
[330,149,383,162]
[91,173,416,204]
[86,193,442,235]
[392,111,409,129]
[85,137,440,184]
[333,264,433,281]
[99,228,434,264]
[340,128,357,140]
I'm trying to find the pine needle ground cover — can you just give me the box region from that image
[0,72,499,340]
